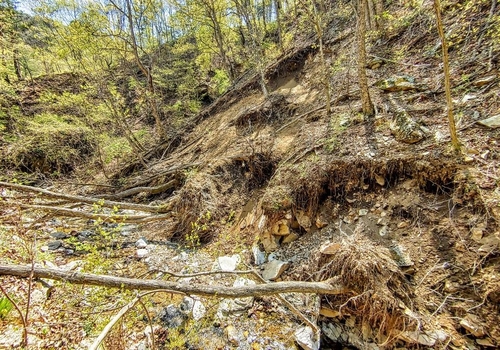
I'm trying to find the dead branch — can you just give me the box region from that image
[0,202,173,224]
[0,181,169,213]
[90,290,185,350]
[98,179,178,200]
[0,264,350,298]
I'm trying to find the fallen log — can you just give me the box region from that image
[0,181,169,213]
[0,264,350,298]
[0,202,173,224]
[98,179,178,200]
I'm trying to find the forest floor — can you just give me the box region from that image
[1,1,500,349]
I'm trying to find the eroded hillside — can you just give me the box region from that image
[1,0,499,349]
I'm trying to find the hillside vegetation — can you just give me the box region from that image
[1,0,499,349]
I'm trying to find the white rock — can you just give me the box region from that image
[215,255,241,271]
[135,238,148,248]
[295,326,319,350]
[136,248,149,258]
[192,300,206,321]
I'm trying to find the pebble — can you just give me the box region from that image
[135,238,148,248]
[136,248,149,258]
[47,241,62,250]
[262,260,289,281]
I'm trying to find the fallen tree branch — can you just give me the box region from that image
[89,289,185,350]
[0,264,350,298]
[0,181,169,213]
[98,179,178,200]
[0,202,173,224]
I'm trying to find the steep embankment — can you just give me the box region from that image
[1,1,499,349]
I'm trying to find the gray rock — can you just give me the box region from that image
[135,238,148,248]
[478,115,500,129]
[389,243,413,267]
[50,232,68,239]
[358,209,368,216]
[47,240,62,250]
[390,111,426,144]
[217,278,256,318]
[159,304,187,328]
[295,326,319,350]
[262,260,289,281]
[252,244,266,266]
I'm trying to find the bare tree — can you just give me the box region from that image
[433,0,459,150]
[356,0,375,117]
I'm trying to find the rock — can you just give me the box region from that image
[252,244,266,266]
[375,174,385,186]
[271,220,290,236]
[389,243,413,267]
[282,232,300,244]
[375,75,422,92]
[320,242,341,255]
[397,221,409,229]
[379,226,389,237]
[261,230,280,252]
[217,278,256,318]
[40,245,49,252]
[47,240,62,250]
[215,255,241,271]
[399,330,448,347]
[322,322,380,350]
[120,224,137,236]
[135,238,148,248]
[180,296,206,321]
[390,111,426,144]
[358,209,368,216]
[473,75,496,87]
[296,210,312,231]
[136,248,149,258]
[460,314,486,337]
[294,326,319,350]
[262,260,289,281]
[471,227,484,242]
[50,232,68,239]
[477,115,500,128]
[226,325,239,346]
[315,214,329,229]
[159,304,188,328]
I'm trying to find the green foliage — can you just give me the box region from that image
[0,297,13,319]
[188,211,212,248]
[6,112,96,173]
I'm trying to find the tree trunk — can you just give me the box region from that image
[356,0,375,117]
[0,264,350,297]
[124,0,165,138]
[433,0,459,150]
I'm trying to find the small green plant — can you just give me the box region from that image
[187,211,212,248]
[0,297,13,319]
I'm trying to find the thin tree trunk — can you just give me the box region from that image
[0,264,350,297]
[433,0,459,150]
[124,0,165,138]
[356,0,375,117]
